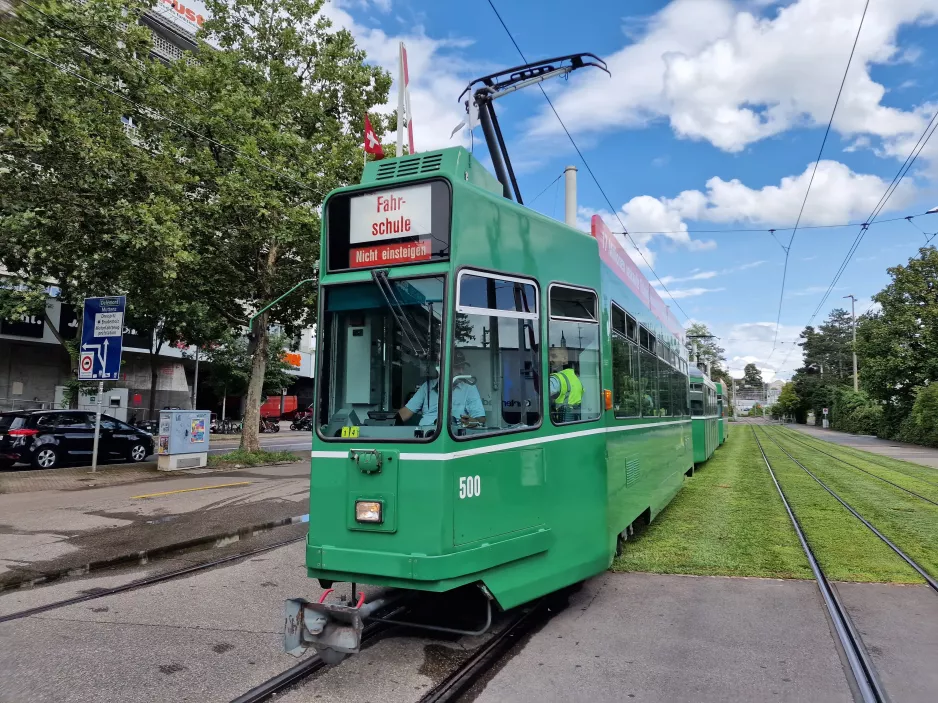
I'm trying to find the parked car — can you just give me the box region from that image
[0,410,154,470]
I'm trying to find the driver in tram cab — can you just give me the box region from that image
[397,351,486,428]
[548,345,583,422]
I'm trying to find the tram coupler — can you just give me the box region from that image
[283,589,393,664]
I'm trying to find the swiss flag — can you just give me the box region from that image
[364,114,384,159]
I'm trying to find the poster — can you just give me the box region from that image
[158,435,169,455]
[190,417,205,443]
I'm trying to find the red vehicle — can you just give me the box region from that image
[259,396,297,419]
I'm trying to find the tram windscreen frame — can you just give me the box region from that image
[316,275,447,442]
[325,179,452,273]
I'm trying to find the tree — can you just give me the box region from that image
[154,0,392,450]
[685,322,726,372]
[857,246,938,426]
[200,331,295,417]
[742,363,763,388]
[0,0,223,415]
[774,382,800,419]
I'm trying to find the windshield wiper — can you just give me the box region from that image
[371,270,428,358]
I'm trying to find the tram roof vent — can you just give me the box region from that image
[360,147,503,196]
[370,152,444,182]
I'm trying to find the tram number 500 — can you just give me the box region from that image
[459,476,481,499]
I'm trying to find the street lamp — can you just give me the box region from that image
[844,295,858,392]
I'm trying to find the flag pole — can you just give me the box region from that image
[396,42,405,157]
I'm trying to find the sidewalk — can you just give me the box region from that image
[787,424,938,469]
[0,461,310,589]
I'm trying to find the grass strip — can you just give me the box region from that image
[758,427,923,584]
[613,431,811,579]
[765,426,938,582]
[776,427,938,503]
[207,449,301,469]
[780,426,938,488]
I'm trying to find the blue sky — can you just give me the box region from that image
[185,0,938,380]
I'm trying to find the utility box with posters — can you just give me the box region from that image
[157,410,210,471]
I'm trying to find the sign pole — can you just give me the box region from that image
[91,380,103,473]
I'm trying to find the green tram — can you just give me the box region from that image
[284,56,700,663]
[715,381,728,445]
[284,145,694,661]
[689,366,719,464]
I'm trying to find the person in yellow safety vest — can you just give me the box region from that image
[548,346,583,422]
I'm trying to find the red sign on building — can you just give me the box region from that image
[349,239,432,268]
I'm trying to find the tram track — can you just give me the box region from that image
[0,533,306,624]
[775,426,938,502]
[758,425,938,593]
[750,425,889,703]
[778,426,938,488]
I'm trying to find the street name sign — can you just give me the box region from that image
[79,296,126,380]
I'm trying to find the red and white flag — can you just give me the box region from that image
[364,114,384,159]
[396,41,415,157]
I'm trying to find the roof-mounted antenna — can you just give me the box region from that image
[458,53,609,204]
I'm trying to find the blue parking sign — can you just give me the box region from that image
[79,296,126,380]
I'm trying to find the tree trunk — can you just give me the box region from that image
[240,312,269,452]
[147,329,165,421]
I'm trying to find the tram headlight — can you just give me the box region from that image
[355,500,383,524]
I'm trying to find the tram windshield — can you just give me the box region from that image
[317,276,445,441]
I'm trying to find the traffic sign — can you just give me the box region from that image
[79,296,126,380]
[823,407,829,415]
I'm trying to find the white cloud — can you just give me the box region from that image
[577,199,716,270]
[666,287,726,299]
[531,0,938,158]
[666,160,918,225]
[322,2,474,151]
[787,284,843,297]
[719,321,805,380]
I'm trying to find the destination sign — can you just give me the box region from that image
[349,183,432,244]
[326,179,451,272]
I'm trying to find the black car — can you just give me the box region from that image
[0,410,154,470]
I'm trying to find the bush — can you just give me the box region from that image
[831,388,883,435]
[896,384,938,447]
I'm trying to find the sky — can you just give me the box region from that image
[175,0,938,381]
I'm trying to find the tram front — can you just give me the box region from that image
[285,150,520,663]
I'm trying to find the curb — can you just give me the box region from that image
[0,513,309,593]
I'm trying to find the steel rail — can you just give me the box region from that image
[759,426,938,593]
[772,427,938,506]
[750,426,888,703]
[0,534,306,624]
[777,426,938,488]
[417,598,553,703]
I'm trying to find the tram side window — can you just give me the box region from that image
[548,286,601,425]
[657,356,672,417]
[453,271,541,437]
[690,382,704,417]
[639,347,659,417]
[612,332,640,418]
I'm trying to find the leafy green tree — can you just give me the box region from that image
[774,382,800,419]
[153,0,392,450]
[0,0,224,415]
[741,363,763,388]
[199,331,294,415]
[685,322,727,373]
[856,247,938,431]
